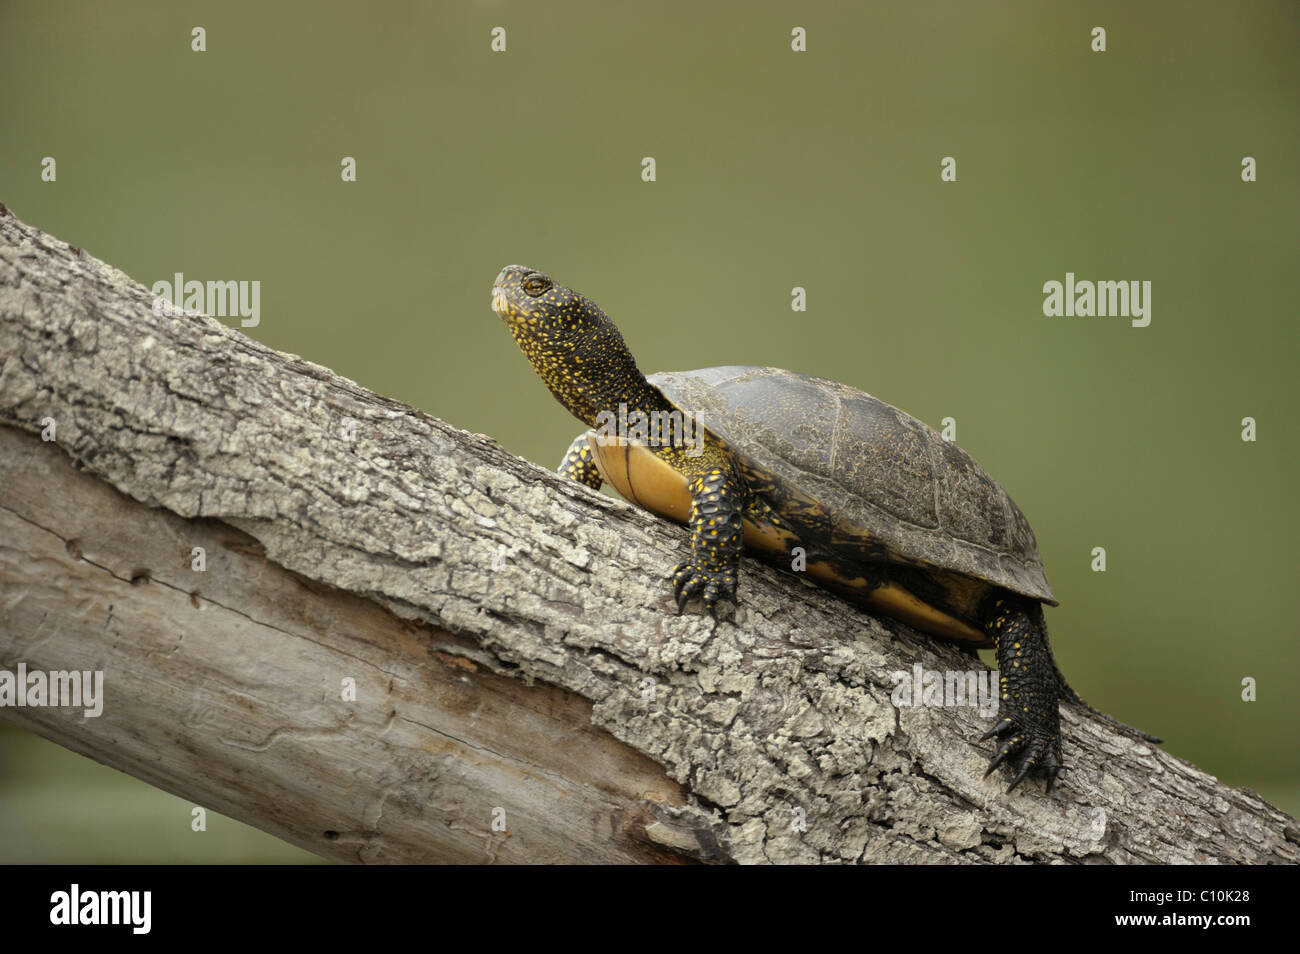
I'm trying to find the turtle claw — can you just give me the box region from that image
[982,732,1016,777]
[980,718,1014,743]
[1041,751,1061,794]
[982,710,1062,793]
[671,561,735,616]
[1009,741,1061,793]
[672,564,696,613]
[1007,742,1045,793]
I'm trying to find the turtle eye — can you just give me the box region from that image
[522,275,552,297]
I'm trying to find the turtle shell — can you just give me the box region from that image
[647,366,1055,605]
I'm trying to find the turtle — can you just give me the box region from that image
[490,264,1160,792]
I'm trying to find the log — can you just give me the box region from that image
[0,205,1296,864]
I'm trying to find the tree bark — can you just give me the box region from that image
[0,205,1295,864]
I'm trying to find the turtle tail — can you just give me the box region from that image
[1052,660,1163,744]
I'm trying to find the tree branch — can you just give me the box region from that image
[0,206,1295,864]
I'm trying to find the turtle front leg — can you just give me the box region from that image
[557,432,602,489]
[672,466,745,615]
[981,594,1064,792]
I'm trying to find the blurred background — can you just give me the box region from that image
[0,0,1296,861]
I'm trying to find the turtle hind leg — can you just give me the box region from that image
[981,594,1064,793]
[558,432,602,489]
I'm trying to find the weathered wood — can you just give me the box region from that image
[0,206,1296,864]
[0,428,695,863]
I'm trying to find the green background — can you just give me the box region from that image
[1,0,1296,862]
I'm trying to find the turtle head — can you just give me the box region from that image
[490,265,594,333]
[491,265,646,426]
